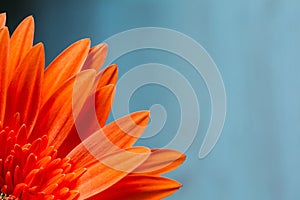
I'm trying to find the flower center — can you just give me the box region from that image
[0,190,13,199]
[0,116,85,199]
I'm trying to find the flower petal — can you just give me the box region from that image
[0,13,6,28]
[30,70,96,148]
[67,111,150,168]
[86,175,181,200]
[57,84,115,157]
[8,16,34,83]
[133,149,186,175]
[94,64,118,89]
[81,43,108,71]
[0,27,9,122]
[6,43,44,130]
[42,39,90,104]
[77,147,150,199]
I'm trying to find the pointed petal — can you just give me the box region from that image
[8,16,34,83]
[133,149,186,175]
[6,44,44,130]
[30,70,96,148]
[43,39,90,104]
[86,175,181,200]
[0,27,9,122]
[67,111,150,167]
[77,84,116,135]
[57,85,115,157]
[77,147,150,199]
[81,43,108,71]
[94,64,118,89]
[0,13,6,28]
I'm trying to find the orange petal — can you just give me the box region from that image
[67,111,150,168]
[94,64,118,89]
[0,27,9,122]
[86,175,181,200]
[8,16,34,83]
[6,43,44,130]
[81,43,108,71]
[93,85,116,127]
[133,149,186,175]
[0,13,6,28]
[57,84,115,157]
[42,39,90,104]
[30,70,96,148]
[77,147,150,199]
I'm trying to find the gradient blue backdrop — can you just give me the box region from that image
[2,0,300,199]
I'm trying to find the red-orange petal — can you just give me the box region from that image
[81,43,108,71]
[86,175,182,200]
[8,16,34,83]
[67,111,150,168]
[42,39,90,105]
[30,70,96,148]
[77,147,150,199]
[6,43,44,130]
[57,84,115,157]
[94,64,118,90]
[0,13,6,28]
[133,149,186,175]
[0,27,9,122]
[74,84,116,136]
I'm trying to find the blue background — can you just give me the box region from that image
[1,0,300,199]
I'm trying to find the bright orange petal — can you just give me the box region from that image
[57,84,115,157]
[0,13,6,28]
[30,70,96,148]
[94,64,118,89]
[6,43,44,129]
[8,16,34,83]
[81,43,108,71]
[0,27,9,122]
[86,175,181,200]
[94,85,116,127]
[133,149,186,175]
[67,111,150,168]
[77,147,150,199]
[42,39,90,104]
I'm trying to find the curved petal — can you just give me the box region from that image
[6,43,44,130]
[0,13,6,28]
[81,43,108,71]
[58,84,115,157]
[77,147,150,199]
[30,70,95,148]
[43,39,90,104]
[67,111,150,168]
[0,27,9,122]
[94,64,118,89]
[86,175,181,200]
[133,149,186,175]
[8,16,34,83]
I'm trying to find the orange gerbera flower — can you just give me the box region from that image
[0,13,185,200]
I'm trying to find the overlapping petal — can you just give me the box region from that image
[0,14,185,200]
[0,27,9,122]
[77,147,150,199]
[43,39,91,104]
[68,111,150,168]
[133,149,186,175]
[30,70,95,148]
[87,175,181,200]
[82,43,108,71]
[8,16,34,83]
[6,43,44,130]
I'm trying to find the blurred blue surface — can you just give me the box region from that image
[3,0,300,199]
